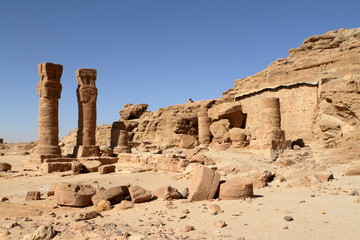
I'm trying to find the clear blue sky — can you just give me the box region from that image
[0,0,359,142]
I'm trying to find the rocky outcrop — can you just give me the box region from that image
[60,28,360,155]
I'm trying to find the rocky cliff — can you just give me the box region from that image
[61,28,360,154]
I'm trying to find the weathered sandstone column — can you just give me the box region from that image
[113,130,131,154]
[198,107,212,145]
[34,63,63,163]
[76,68,100,157]
[260,97,283,147]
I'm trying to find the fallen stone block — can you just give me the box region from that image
[40,162,72,174]
[345,165,360,176]
[54,183,96,207]
[82,160,102,172]
[129,185,152,203]
[71,161,82,174]
[154,185,183,200]
[91,186,129,206]
[219,177,253,199]
[314,172,334,182]
[0,163,11,171]
[25,191,41,200]
[98,164,116,174]
[188,166,221,201]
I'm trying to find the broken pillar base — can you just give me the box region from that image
[113,146,132,154]
[77,145,100,157]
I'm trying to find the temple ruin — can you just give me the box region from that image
[75,68,100,157]
[32,62,63,163]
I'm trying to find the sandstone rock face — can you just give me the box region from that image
[120,104,149,120]
[219,178,253,199]
[129,185,152,203]
[60,28,360,155]
[54,183,96,207]
[188,166,221,201]
[208,102,244,128]
[223,28,360,150]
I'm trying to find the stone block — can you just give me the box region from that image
[91,186,129,206]
[25,191,41,200]
[40,162,72,173]
[154,185,183,200]
[0,163,11,171]
[188,166,221,201]
[314,172,334,182]
[219,177,253,199]
[54,183,96,207]
[82,160,102,172]
[98,165,116,174]
[129,185,152,203]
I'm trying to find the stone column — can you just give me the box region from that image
[34,63,63,162]
[76,68,100,157]
[257,97,286,149]
[113,130,131,154]
[198,107,212,145]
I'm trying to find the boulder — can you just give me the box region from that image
[23,224,56,240]
[129,185,152,203]
[314,172,334,182]
[115,200,134,210]
[54,183,96,207]
[71,161,82,174]
[82,160,102,172]
[179,135,197,149]
[209,119,231,143]
[345,165,360,176]
[219,177,253,199]
[91,186,129,206]
[190,153,214,165]
[120,103,149,120]
[188,166,221,201]
[0,163,11,171]
[153,185,183,200]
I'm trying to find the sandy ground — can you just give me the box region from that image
[1,149,360,240]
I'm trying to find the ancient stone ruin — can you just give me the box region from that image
[75,68,100,157]
[32,62,63,164]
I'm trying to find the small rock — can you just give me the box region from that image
[356,197,360,203]
[179,215,187,219]
[284,216,294,221]
[283,226,289,230]
[182,225,194,232]
[153,185,183,200]
[0,197,9,202]
[22,224,56,240]
[319,211,326,214]
[0,230,10,238]
[214,220,226,228]
[95,199,112,212]
[182,209,190,214]
[73,211,102,221]
[314,172,334,182]
[208,204,223,215]
[115,200,134,210]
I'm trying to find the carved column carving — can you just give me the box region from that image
[76,68,100,157]
[34,62,63,162]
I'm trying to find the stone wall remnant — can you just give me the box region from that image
[76,68,100,157]
[34,63,63,163]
